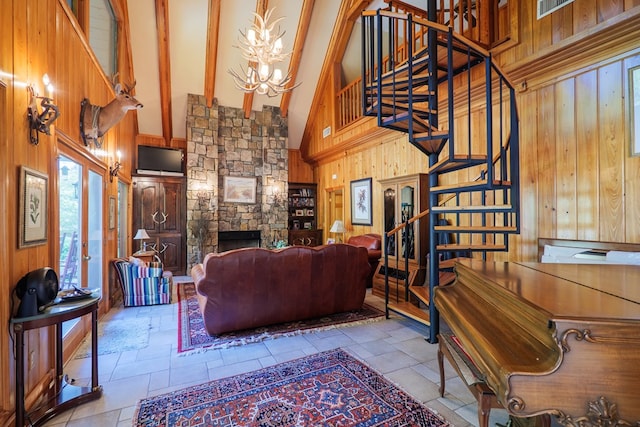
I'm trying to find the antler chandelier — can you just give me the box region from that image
[228,8,298,97]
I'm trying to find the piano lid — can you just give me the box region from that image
[460,259,640,321]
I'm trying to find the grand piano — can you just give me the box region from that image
[434,258,640,425]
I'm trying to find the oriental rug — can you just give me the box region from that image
[134,348,450,427]
[177,282,385,354]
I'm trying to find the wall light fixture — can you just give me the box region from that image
[27,74,59,145]
[109,151,122,182]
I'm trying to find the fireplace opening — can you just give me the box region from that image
[218,230,261,252]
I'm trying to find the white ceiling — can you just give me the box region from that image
[127,0,343,149]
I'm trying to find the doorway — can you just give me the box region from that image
[58,151,104,344]
[326,187,344,243]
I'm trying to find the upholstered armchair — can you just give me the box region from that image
[112,258,173,307]
[347,233,382,287]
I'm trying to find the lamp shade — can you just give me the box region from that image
[133,229,150,240]
[330,220,346,233]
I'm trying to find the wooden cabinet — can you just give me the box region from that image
[132,176,186,275]
[373,173,430,300]
[288,183,323,246]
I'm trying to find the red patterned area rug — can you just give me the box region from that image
[134,348,450,426]
[178,283,385,354]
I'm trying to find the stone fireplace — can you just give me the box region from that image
[185,95,288,271]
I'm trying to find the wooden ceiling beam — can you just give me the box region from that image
[280,0,315,117]
[204,0,221,108]
[243,0,268,118]
[155,0,173,145]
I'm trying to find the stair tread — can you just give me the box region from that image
[432,204,513,212]
[431,179,511,193]
[437,243,507,251]
[387,301,431,326]
[368,73,431,89]
[412,129,451,139]
[410,138,449,155]
[408,285,430,305]
[375,55,431,83]
[371,101,436,116]
[435,225,518,232]
[428,155,487,173]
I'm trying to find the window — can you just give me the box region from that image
[89,0,118,76]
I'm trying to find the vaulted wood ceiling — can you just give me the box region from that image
[127,0,343,149]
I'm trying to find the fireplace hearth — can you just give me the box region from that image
[218,230,261,252]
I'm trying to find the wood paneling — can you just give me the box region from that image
[288,149,314,183]
[1,0,139,418]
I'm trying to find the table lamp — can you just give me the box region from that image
[133,228,151,251]
[330,220,346,243]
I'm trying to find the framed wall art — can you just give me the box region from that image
[223,176,256,203]
[350,177,372,226]
[19,166,48,248]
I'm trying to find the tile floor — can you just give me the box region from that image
[43,280,511,427]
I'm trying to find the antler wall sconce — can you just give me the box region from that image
[27,74,60,145]
[109,151,122,182]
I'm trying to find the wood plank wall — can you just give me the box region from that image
[300,2,640,259]
[0,0,138,422]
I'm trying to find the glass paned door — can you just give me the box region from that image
[58,156,82,290]
[86,170,103,288]
[58,154,105,339]
[117,181,128,257]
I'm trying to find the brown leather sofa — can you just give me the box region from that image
[190,243,371,335]
[347,233,382,287]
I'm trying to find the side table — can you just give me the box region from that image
[132,250,157,264]
[11,293,103,426]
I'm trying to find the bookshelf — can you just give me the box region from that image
[288,183,322,246]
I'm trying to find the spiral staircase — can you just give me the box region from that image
[361,7,520,343]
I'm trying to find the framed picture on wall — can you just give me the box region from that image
[223,176,256,203]
[19,166,48,248]
[350,177,372,226]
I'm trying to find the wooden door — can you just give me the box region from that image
[132,176,186,275]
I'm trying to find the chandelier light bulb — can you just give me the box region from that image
[259,63,269,80]
[274,38,283,54]
[273,68,282,83]
[247,29,256,45]
[228,7,301,97]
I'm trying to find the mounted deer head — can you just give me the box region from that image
[80,81,143,147]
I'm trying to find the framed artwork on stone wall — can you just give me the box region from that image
[223,176,256,204]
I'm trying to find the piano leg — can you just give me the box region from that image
[508,415,551,427]
[437,342,445,397]
[437,333,502,427]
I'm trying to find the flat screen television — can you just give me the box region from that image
[137,145,184,175]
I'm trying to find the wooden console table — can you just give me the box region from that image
[132,250,157,264]
[11,294,103,426]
